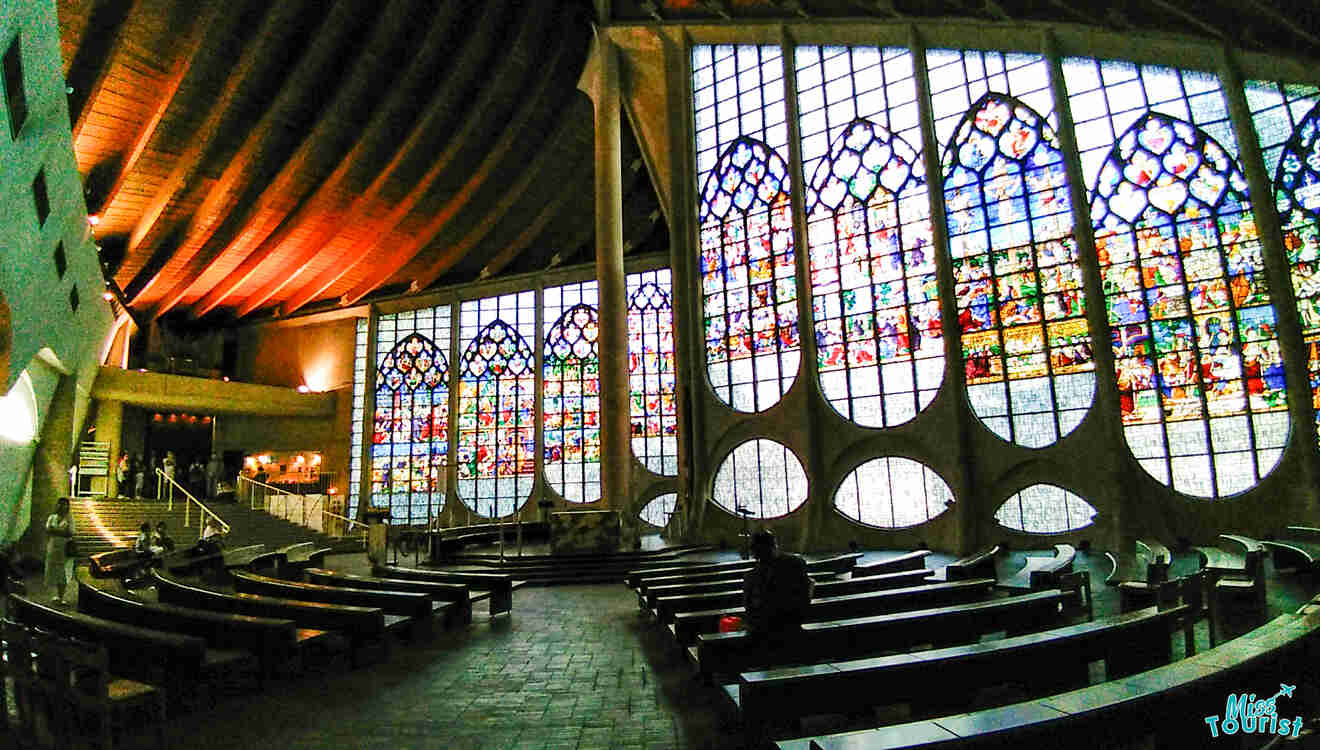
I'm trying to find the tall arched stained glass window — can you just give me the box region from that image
[456,292,536,518]
[1065,59,1289,497]
[627,269,678,474]
[693,45,799,412]
[928,51,1095,447]
[371,307,450,525]
[543,282,601,503]
[798,46,943,428]
[1245,81,1320,444]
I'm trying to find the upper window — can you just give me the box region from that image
[833,456,953,528]
[994,483,1097,534]
[627,269,678,474]
[372,308,451,524]
[693,45,800,412]
[639,492,678,528]
[799,46,943,428]
[1065,59,1288,497]
[543,282,601,503]
[456,292,537,518]
[931,50,1095,448]
[1245,81,1320,446]
[711,438,808,519]
[3,34,26,140]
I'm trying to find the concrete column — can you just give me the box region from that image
[19,373,75,559]
[93,399,124,497]
[591,30,635,545]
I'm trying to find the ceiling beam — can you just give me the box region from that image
[232,0,510,318]
[1236,0,1320,49]
[89,0,220,217]
[479,155,591,278]
[64,0,138,135]
[120,0,291,302]
[388,110,586,300]
[310,22,573,312]
[1146,0,1228,41]
[68,0,142,146]
[271,1,556,316]
[146,0,396,320]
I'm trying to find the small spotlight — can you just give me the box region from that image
[102,291,115,301]
[296,384,310,393]
[87,215,100,226]
[222,376,230,382]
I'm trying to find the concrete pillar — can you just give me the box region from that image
[93,399,124,496]
[18,373,75,559]
[591,30,635,545]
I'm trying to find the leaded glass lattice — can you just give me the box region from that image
[372,307,451,525]
[994,483,1097,533]
[799,46,943,427]
[1246,80,1320,446]
[1065,58,1288,497]
[832,456,953,528]
[930,49,1095,447]
[693,45,800,412]
[457,292,536,518]
[627,270,678,474]
[639,493,678,528]
[543,282,601,503]
[711,439,808,520]
[348,317,367,521]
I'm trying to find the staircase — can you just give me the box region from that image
[69,499,361,558]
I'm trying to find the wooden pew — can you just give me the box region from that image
[693,589,1070,683]
[775,599,1320,750]
[165,544,265,578]
[9,592,255,711]
[372,564,515,617]
[232,571,447,634]
[151,569,389,666]
[1000,544,1075,590]
[1197,535,1267,643]
[1106,538,1171,611]
[654,568,933,625]
[88,548,152,579]
[929,545,1000,581]
[76,568,306,680]
[278,543,332,580]
[306,568,472,625]
[632,554,862,606]
[641,570,841,611]
[1263,526,1320,571]
[672,578,996,647]
[850,550,932,578]
[627,554,862,590]
[732,604,1186,747]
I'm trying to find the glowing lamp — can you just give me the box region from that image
[296,384,310,394]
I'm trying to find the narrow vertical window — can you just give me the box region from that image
[798,46,943,427]
[1066,59,1288,497]
[54,241,66,279]
[929,50,1095,447]
[3,35,25,140]
[32,169,49,227]
[693,44,799,412]
[543,282,601,503]
[626,269,678,474]
[348,317,367,520]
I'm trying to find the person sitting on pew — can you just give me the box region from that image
[135,522,165,557]
[743,530,814,646]
[152,522,176,553]
[187,516,226,557]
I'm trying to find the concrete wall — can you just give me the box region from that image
[237,314,358,391]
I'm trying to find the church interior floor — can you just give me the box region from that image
[6,546,1316,749]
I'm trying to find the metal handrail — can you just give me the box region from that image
[155,468,230,534]
[237,475,367,536]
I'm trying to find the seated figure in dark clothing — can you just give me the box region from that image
[742,530,814,643]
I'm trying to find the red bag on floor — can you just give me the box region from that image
[719,615,744,633]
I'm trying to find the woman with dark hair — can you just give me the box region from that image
[44,498,75,604]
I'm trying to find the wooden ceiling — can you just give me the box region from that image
[58,0,667,324]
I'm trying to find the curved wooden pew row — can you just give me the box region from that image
[929,545,1001,582]
[306,568,473,624]
[631,553,863,606]
[1000,544,1075,590]
[232,571,452,635]
[654,568,934,625]
[372,564,516,618]
[641,570,845,611]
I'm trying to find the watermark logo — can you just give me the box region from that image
[1205,683,1302,739]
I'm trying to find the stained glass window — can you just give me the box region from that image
[543,282,601,503]
[627,269,678,474]
[798,46,943,427]
[994,483,1097,533]
[372,308,451,525]
[639,493,678,528]
[711,438,808,519]
[1245,81,1320,445]
[693,45,800,412]
[348,318,367,521]
[456,292,537,518]
[1065,59,1288,497]
[930,50,1095,447]
[832,456,953,528]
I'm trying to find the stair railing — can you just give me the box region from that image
[156,468,229,534]
[236,475,367,539]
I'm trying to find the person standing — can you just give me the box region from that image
[116,452,129,498]
[133,455,146,499]
[205,453,223,498]
[44,498,75,605]
[742,530,814,647]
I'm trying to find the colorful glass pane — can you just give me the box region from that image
[799,45,943,428]
[1066,58,1288,497]
[371,307,450,525]
[639,493,678,528]
[693,45,799,413]
[543,282,601,504]
[627,270,678,475]
[456,292,537,518]
[942,90,1095,447]
[832,456,953,528]
[711,439,808,520]
[993,483,1097,533]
